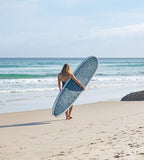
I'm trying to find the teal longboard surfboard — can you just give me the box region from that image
[52,56,98,117]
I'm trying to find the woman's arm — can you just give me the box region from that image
[58,74,61,91]
[71,74,85,91]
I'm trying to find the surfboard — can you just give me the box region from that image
[52,56,98,117]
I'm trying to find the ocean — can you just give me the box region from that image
[0,57,144,113]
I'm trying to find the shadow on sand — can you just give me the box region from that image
[0,119,65,128]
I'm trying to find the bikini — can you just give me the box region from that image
[62,81,66,87]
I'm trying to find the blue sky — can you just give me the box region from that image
[0,0,144,58]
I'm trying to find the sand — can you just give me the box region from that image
[0,101,144,160]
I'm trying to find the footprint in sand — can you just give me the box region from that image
[30,136,37,139]
[138,152,144,156]
[76,145,84,148]
[41,157,52,160]
[83,152,89,155]
[114,151,126,159]
[57,151,65,156]
[0,145,6,148]
[89,142,96,146]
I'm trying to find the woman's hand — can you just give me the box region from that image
[82,86,85,91]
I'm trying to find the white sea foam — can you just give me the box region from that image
[0,88,58,94]
[1,75,144,94]
[92,76,144,82]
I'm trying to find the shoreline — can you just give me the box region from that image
[1,83,144,114]
[1,101,144,160]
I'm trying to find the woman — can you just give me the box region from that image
[58,64,85,120]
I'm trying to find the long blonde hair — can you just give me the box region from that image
[61,64,71,74]
[60,64,71,78]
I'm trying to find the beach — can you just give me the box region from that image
[1,0,144,159]
[1,58,144,159]
[1,101,144,160]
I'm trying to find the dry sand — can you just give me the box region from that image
[0,101,144,160]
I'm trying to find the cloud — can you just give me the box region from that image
[78,23,144,40]
[0,0,144,57]
[106,23,144,36]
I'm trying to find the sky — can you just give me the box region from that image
[0,0,144,58]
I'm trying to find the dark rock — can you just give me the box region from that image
[121,90,144,101]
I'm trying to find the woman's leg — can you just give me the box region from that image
[69,105,73,118]
[65,110,69,120]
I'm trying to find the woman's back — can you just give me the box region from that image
[59,64,72,82]
[58,72,71,82]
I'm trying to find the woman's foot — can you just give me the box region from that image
[69,115,72,119]
[66,115,69,120]
[66,115,72,120]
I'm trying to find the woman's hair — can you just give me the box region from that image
[61,64,71,74]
